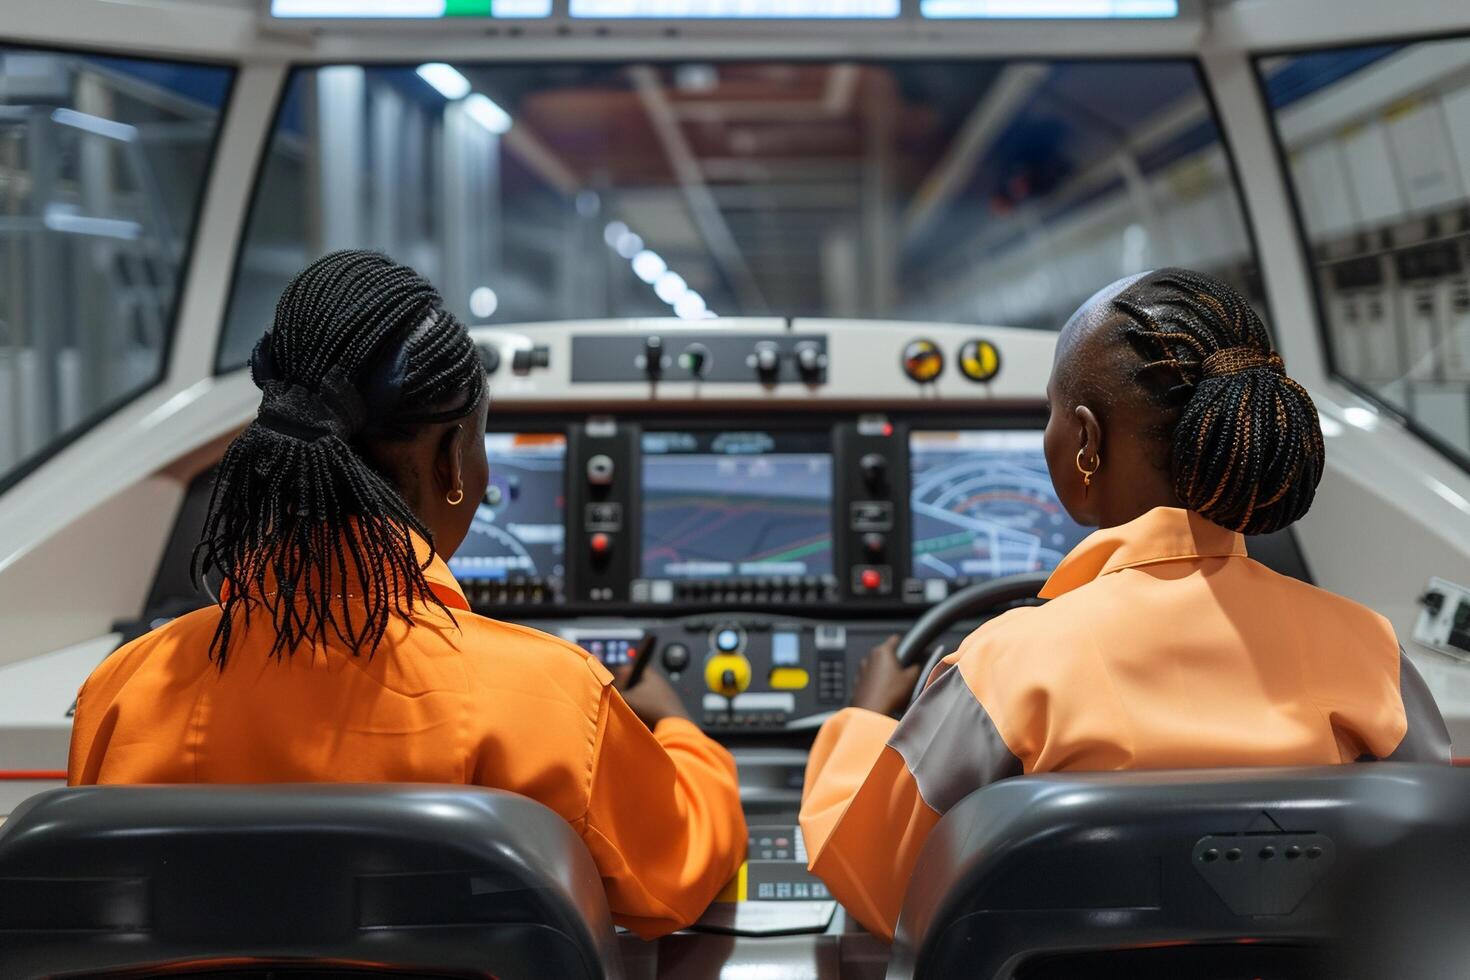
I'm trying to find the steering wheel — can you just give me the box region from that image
[895,572,1050,707]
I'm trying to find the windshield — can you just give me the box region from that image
[221,58,1259,370]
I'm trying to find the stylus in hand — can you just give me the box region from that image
[621,633,658,690]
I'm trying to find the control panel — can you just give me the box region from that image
[572,332,829,386]
[555,614,976,733]
[451,414,1088,615]
[1416,577,1470,660]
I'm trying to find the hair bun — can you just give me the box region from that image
[1200,346,1284,379]
[1113,268,1325,536]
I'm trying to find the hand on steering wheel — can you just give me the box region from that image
[892,572,1051,710]
[850,635,922,717]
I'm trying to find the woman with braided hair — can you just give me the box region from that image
[66,251,746,939]
[800,268,1449,942]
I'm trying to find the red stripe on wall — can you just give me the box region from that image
[0,771,65,780]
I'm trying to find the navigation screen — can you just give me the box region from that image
[641,431,833,580]
[448,433,566,583]
[909,430,1089,581]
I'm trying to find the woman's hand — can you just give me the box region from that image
[613,663,692,730]
[851,634,922,718]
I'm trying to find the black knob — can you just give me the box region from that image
[860,453,888,487]
[587,454,615,487]
[511,345,550,374]
[680,344,710,378]
[795,343,825,381]
[662,643,691,673]
[862,532,886,557]
[477,344,500,375]
[750,343,780,381]
[721,668,737,691]
[640,335,665,379]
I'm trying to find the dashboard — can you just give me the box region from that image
[449,415,1085,612]
[439,407,1087,739]
[132,321,1307,752]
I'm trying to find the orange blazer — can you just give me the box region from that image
[800,506,1450,941]
[68,539,746,940]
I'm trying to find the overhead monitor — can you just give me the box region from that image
[909,430,1089,582]
[268,0,552,18]
[449,433,567,584]
[920,0,1176,18]
[641,430,833,581]
[569,0,896,17]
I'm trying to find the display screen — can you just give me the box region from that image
[909,430,1089,581]
[269,0,551,19]
[921,0,1177,18]
[641,431,833,581]
[448,433,566,582]
[570,0,896,17]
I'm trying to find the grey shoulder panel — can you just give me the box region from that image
[886,664,1024,815]
[1387,650,1452,764]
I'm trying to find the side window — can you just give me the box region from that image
[0,48,232,492]
[1261,39,1470,466]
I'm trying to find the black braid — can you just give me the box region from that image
[193,250,486,668]
[1112,268,1325,535]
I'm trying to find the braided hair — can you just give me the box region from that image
[1111,268,1324,535]
[194,250,487,667]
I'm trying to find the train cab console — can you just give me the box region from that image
[30,319,1316,957]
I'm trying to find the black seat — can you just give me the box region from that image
[0,784,624,980]
[888,764,1470,980]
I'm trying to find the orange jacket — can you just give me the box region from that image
[68,538,746,939]
[800,507,1449,941]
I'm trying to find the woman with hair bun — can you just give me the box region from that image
[67,251,745,939]
[800,268,1450,942]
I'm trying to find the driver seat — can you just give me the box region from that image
[0,784,625,980]
[887,764,1470,980]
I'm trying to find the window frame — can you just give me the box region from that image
[1250,32,1470,475]
[0,41,239,496]
[213,54,1271,373]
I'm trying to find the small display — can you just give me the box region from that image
[772,632,801,666]
[585,637,638,667]
[448,433,566,584]
[921,0,1177,18]
[570,0,896,16]
[270,0,552,18]
[909,430,1089,581]
[559,629,645,667]
[641,431,833,581]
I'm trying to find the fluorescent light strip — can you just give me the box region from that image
[920,0,1176,17]
[50,108,137,143]
[273,0,447,16]
[464,93,512,134]
[43,205,142,241]
[570,0,897,17]
[417,63,472,100]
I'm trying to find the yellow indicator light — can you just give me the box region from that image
[902,339,944,383]
[705,654,752,696]
[959,339,1001,382]
[769,667,810,691]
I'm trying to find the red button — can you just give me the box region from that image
[860,568,881,591]
[590,533,612,556]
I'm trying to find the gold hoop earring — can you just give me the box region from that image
[1075,448,1099,492]
[446,488,465,506]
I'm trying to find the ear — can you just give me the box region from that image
[434,423,468,497]
[1075,404,1103,462]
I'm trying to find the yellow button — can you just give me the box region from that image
[902,339,944,383]
[769,667,810,691]
[959,339,1001,382]
[705,654,752,696]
